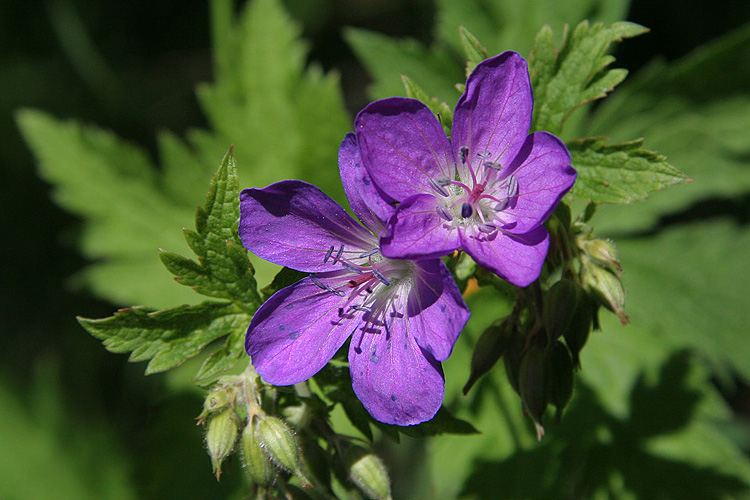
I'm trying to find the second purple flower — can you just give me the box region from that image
[355,51,577,287]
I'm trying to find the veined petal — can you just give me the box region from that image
[239,180,375,273]
[355,97,454,202]
[246,272,359,385]
[500,132,576,234]
[407,260,470,361]
[461,225,549,288]
[452,51,533,180]
[349,321,445,426]
[379,194,461,260]
[338,133,395,232]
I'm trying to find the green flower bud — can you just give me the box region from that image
[196,388,233,425]
[240,416,278,487]
[255,416,310,486]
[583,237,621,274]
[346,446,393,500]
[206,409,239,479]
[463,318,514,394]
[543,279,580,342]
[582,262,630,325]
[519,343,548,440]
[545,341,575,423]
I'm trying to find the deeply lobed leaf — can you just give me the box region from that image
[568,137,691,204]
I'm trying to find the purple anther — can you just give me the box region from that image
[352,305,372,313]
[359,248,378,258]
[371,268,391,286]
[310,276,327,290]
[323,245,334,263]
[342,262,363,274]
[461,202,473,218]
[495,198,509,212]
[478,223,497,234]
[476,151,490,158]
[484,161,501,170]
[429,178,450,197]
[459,146,469,164]
[436,205,453,221]
[334,244,344,263]
[506,175,518,198]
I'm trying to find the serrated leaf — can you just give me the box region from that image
[158,150,260,312]
[529,21,648,136]
[400,74,453,132]
[458,26,489,68]
[16,0,350,306]
[584,23,750,233]
[569,137,691,204]
[78,302,250,375]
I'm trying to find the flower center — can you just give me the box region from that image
[431,145,518,234]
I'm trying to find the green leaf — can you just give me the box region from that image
[260,266,308,302]
[568,137,691,204]
[435,0,631,58]
[529,21,648,136]
[458,26,490,69]
[158,149,260,312]
[16,0,350,307]
[584,23,750,233]
[400,74,453,133]
[345,27,464,103]
[78,302,250,375]
[193,327,247,386]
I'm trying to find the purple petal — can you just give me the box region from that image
[246,272,358,385]
[338,133,395,232]
[461,225,549,287]
[452,51,533,180]
[355,97,454,202]
[239,180,376,273]
[407,260,471,361]
[349,320,445,425]
[499,132,576,234]
[379,194,461,260]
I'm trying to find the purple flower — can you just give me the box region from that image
[355,51,577,287]
[239,134,470,426]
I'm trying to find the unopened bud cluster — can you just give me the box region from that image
[197,367,393,500]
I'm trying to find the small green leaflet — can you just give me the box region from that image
[79,150,259,382]
[78,302,249,375]
[529,21,648,136]
[568,137,691,204]
[159,149,260,312]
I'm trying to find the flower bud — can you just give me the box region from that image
[240,417,277,487]
[206,409,239,479]
[582,262,629,325]
[346,446,393,500]
[545,341,574,423]
[583,237,621,274]
[463,318,513,394]
[196,388,233,425]
[255,415,310,486]
[543,279,580,342]
[519,343,548,440]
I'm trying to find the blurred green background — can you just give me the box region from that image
[1,0,749,499]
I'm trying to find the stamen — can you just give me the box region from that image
[334,244,344,263]
[352,305,372,312]
[310,276,327,290]
[359,248,378,258]
[429,178,450,197]
[476,151,490,158]
[332,289,346,297]
[495,198,509,211]
[323,245,334,263]
[484,161,501,170]
[506,175,519,198]
[372,269,391,286]
[459,146,469,164]
[365,286,373,294]
[436,205,453,221]
[478,223,497,234]
[461,202,473,218]
[342,262,363,274]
